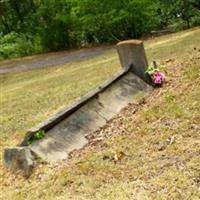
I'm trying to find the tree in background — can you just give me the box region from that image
[0,0,199,59]
[34,0,73,51]
[158,0,200,29]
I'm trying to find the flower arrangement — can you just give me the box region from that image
[146,61,165,86]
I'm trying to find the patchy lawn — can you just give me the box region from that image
[0,50,120,143]
[0,28,200,200]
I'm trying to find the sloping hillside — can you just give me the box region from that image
[1,28,200,200]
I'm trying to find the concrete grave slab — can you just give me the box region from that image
[3,40,153,174]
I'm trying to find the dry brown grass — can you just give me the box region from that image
[0,28,200,200]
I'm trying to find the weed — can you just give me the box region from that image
[164,92,175,103]
[185,65,199,80]
[27,130,46,145]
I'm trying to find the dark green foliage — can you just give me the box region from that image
[157,0,200,29]
[72,0,160,44]
[0,0,199,59]
[0,32,43,59]
[34,0,73,51]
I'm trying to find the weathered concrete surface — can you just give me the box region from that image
[3,39,153,172]
[20,68,130,146]
[3,147,33,177]
[29,70,152,162]
[117,40,152,84]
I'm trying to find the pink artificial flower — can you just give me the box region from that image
[153,71,165,85]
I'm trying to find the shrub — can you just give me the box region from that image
[0,32,43,60]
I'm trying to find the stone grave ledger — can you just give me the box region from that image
[4,40,153,176]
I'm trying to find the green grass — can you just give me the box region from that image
[0,50,120,143]
[0,28,200,200]
[146,27,200,62]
